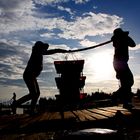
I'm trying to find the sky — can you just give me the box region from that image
[0,0,140,101]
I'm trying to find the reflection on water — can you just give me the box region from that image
[63,128,119,140]
[77,128,117,134]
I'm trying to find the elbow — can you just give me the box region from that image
[129,42,136,47]
[132,43,136,47]
[131,45,136,48]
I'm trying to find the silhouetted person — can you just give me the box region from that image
[12,41,68,115]
[111,28,136,109]
[11,92,16,114]
[11,92,16,102]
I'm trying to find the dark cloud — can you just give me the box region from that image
[0,41,29,63]
[0,0,21,9]
[0,77,24,87]
[0,42,28,87]
[0,42,18,57]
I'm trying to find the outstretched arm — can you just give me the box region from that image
[43,49,68,55]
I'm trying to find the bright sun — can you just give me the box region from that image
[87,51,114,81]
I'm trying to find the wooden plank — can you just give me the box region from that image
[38,112,53,121]
[101,106,128,111]
[73,109,108,121]
[48,111,62,120]
[20,112,63,128]
[20,114,46,128]
[88,108,115,117]
[33,111,62,121]
[94,108,117,115]
[99,106,132,116]
[0,105,133,133]
[99,107,118,113]
[81,109,108,120]
[72,110,91,121]
[63,111,76,119]
[0,114,30,129]
[99,106,128,112]
[120,110,132,115]
[79,110,96,120]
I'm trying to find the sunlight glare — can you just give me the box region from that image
[87,51,114,82]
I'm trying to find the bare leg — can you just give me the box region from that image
[30,79,40,112]
[14,73,40,114]
[15,94,32,106]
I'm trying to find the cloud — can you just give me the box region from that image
[57,12,123,39]
[40,32,57,39]
[57,5,74,15]
[34,0,69,5]
[74,0,90,4]
[0,0,123,41]
[0,41,29,84]
[34,0,89,5]
[79,39,97,47]
[0,0,34,11]
[0,0,35,34]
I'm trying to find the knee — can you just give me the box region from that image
[36,92,40,99]
[34,92,40,99]
[30,91,40,100]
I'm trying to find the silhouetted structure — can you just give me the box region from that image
[54,60,86,110]
[111,28,136,109]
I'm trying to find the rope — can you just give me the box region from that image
[68,40,112,53]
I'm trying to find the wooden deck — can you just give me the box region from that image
[0,105,135,134]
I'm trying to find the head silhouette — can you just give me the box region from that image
[113,28,129,36]
[33,41,49,54]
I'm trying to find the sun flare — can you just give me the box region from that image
[87,51,114,82]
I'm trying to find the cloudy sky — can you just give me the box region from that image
[0,0,140,101]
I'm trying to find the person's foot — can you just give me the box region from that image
[123,103,134,110]
[112,89,122,105]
